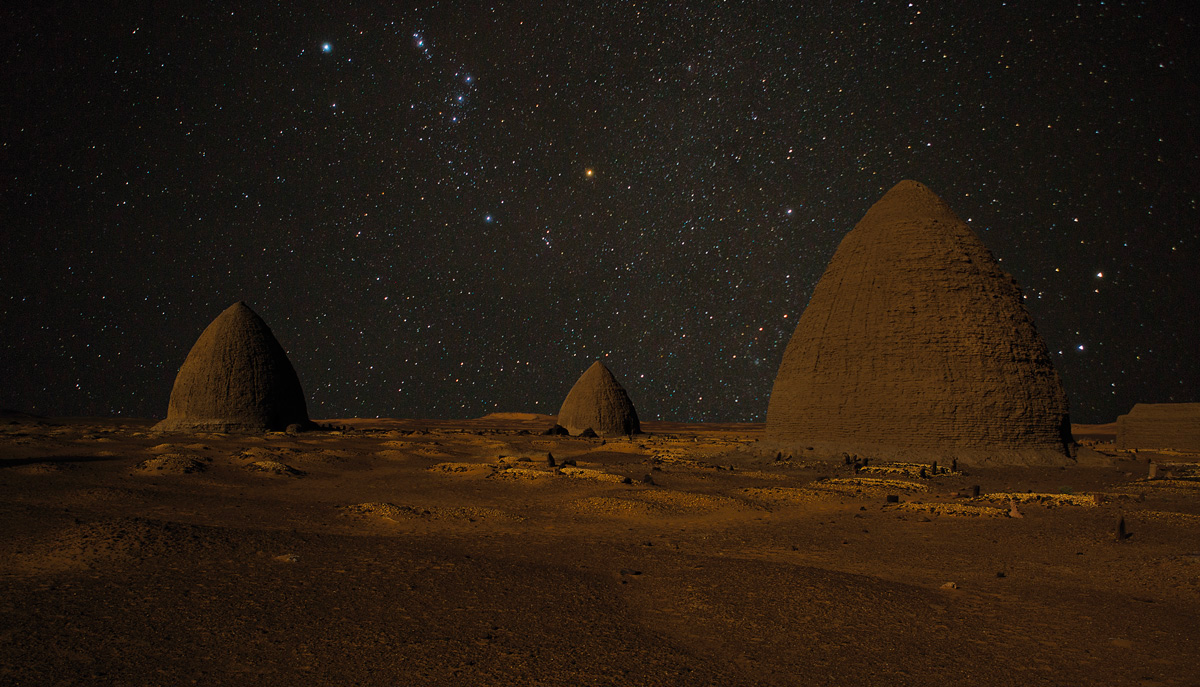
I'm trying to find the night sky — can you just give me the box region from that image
[3,2,1197,424]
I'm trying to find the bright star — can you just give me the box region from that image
[585,168,594,178]
[322,43,332,53]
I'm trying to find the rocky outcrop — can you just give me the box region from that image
[1116,403,1200,451]
[556,361,641,437]
[154,302,311,433]
[765,180,1072,465]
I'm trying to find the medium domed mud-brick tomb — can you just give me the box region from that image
[765,180,1072,465]
[556,361,641,437]
[154,302,311,433]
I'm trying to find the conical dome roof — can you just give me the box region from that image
[557,361,641,437]
[154,302,310,433]
[765,180,1071,465]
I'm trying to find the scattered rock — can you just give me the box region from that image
[135,455,207,474]
[246,460,305,477]
[342,502,521,523]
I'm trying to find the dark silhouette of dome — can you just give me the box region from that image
[556,361,641,437]
[765,180,1071,465]
[154,302,310,433]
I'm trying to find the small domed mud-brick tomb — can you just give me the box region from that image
[556,361,641,437]
[154,301,311,433]
[765,180,1072,466]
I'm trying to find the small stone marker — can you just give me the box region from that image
[971,485,980,497]
[886,494,899,503]
[1116,516,1129,541]
[951,458,957,473]
[931,461,938,474]
[1148,463,1157,479]
[547,453,556,467]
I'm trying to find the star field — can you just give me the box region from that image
[2,2,1196,423]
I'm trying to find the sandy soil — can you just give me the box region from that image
[1,415,1197,686]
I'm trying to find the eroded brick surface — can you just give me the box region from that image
[766,181,1071,465]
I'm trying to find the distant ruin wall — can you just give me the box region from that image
[1116,403,1200,451]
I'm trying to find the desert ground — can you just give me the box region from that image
[1,412,1198,686]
